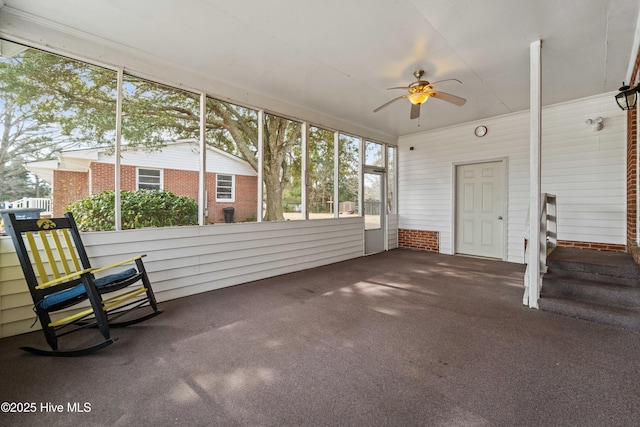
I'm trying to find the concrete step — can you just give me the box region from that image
[541,274,640,308]
[539,247,640,330]
[546,247,640,286]
[539,297,640,331]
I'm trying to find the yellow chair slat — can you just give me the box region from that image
[51,230,73,276]
[38,230,61,280]
[91,255,147,274]
[48,306,96,328]
[35,267,94,290]
[48,287,148,328]
[102,287,148,311]
[26,232,49,285]
[62,228,82,272]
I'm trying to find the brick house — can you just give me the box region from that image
[26,141,258,223]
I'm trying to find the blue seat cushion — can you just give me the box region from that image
[40,268,138,310]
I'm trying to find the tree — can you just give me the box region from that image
[1,47,355,221]
[0,53,66,202]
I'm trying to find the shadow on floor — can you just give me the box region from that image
[1,249,638,426]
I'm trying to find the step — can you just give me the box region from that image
[539,297,640,331]
[546,247,640,286]
[542,274,640,307]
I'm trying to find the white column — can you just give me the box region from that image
[528,40,542,308]
[114,69,124,231]
[334,131,340,218]
[257,110,264,222]
[198,93,207,226]
[301,121,309,220]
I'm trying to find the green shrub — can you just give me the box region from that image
[67,190,198,231]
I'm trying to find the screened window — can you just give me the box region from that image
[216,174,234,202]
[309,126,334,218]
[338,134,360,217]
[365,141,383,167]
[137,168,162,190]
[263,114,302,221]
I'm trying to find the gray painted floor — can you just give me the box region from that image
[0,249,638,426]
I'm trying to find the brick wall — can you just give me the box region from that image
[65,162,258,223]
[209,174,258,223]
[165,169,199,201]
[52,170,90,217]
[398,229,439,252]
[627,45,640,251]
[557,240,626,253]
[91,163,137,193]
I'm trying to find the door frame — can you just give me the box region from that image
[451,157,508,260]
[363,166,387,254]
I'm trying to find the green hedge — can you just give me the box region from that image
[67,190,198,231]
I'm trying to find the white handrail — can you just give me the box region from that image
[523,193,557,306]
[4,197,52,212]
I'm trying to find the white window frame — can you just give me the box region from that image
[216,174,235,202]
[136,167,163,190]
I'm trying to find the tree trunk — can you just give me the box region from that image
[263,163,284,221]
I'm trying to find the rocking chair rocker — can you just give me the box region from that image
[3,212,162,356]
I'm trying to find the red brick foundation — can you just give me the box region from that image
[557,240,626,253]
[398,229,439,252]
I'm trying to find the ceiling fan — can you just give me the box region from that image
[373,70,467,119]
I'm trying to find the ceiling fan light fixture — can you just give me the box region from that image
[615,82,639,110]
[408,93,429,105]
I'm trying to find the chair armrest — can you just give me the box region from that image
[92,254,147,274]
[36,267,95,289]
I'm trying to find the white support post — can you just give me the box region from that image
[358,137,364,217]
[257,110,264,222]
[334,131,340,218]
[114,69,124,231]
[528,40,542,308]
[198,93,207,226]
[301,121,309,220]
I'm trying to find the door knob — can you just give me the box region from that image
[498,216,503,220]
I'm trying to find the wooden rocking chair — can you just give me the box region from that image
[3,212,162,356]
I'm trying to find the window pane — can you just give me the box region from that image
[364,173,382,230]
[309,127,334,219]
[365,141,383,167]
[0,41,117,227]
[138,168,162,191]
[263,114,302,221]
[338,134,360,217]
[216,174,233,201]
[206,98,259,223]
[121,74,200,229]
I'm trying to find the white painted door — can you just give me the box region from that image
[364,171,385,254]
[455,161,504,258]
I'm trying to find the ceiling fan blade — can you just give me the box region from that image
[430,91,467,106]
[429,78,462,86]
[373,95,408,112]
[386,86,410,90]
[410,103,420,120]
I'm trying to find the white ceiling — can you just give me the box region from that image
[1,0,639,138]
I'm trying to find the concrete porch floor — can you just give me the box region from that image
[0,249,638,426]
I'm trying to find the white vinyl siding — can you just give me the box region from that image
[0,217,364,338]
[387,213,399,249]
[216,174,234,202]
[398,93,626,263]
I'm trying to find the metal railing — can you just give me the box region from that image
[523,193,557,306]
